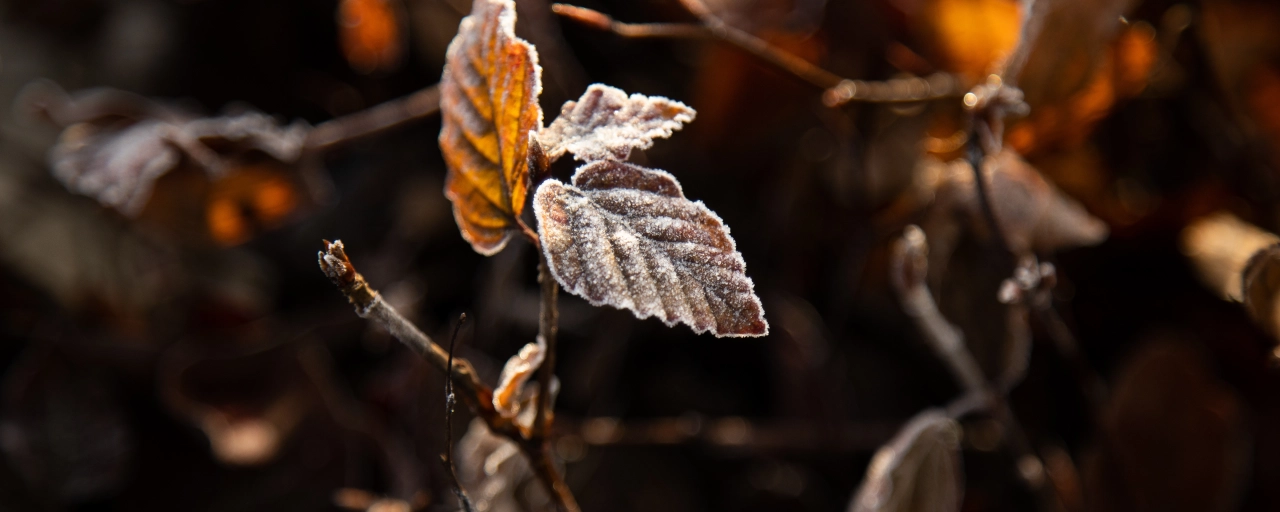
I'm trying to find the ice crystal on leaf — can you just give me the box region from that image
[533,160,768,337]
[538,84,696,162]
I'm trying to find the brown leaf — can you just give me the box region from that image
[1180,212,1279,302]
[538,84,695,162]
[492,335,546,418]
[439,0,543,256]
[929,150,1108,254]
[849,409,963,512]
[533,159,768,337]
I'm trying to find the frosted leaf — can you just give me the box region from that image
[538,84,695,162]
[533,160,768,337]
[50,109,309,216]
[492,335,546,418]
[850,409,963,512]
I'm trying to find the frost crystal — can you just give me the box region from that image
[533,160,767,337]
[538,84,695,162]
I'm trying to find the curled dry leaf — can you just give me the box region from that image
[1180,211,1280,302]
[849,409,963,512]
[533,160,768,337]
[439,0,543,255]
[456,419,550,512]
[493,335,546,418]
[538,84,696,162]
[1241,244,1280,339]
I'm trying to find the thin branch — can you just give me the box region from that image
[534,251,559,440]
[890,226,987,394]
[317,240,580,512]
[551,3,962,106]
[305,85,442,153]
[445,315,475,512]
[551,4,710,39]
[890,227,1064,510]
[318,240,489,408]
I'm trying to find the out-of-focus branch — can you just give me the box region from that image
[444,315,475,512]
[890,226,987,395]
[317,240,579,512]
[551,3,962,106]
[889,227,1063,509]
[305,85,441,152]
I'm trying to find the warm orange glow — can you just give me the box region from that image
[928,0,1021,80]
[207,198,250,247]
[339,0,404,74]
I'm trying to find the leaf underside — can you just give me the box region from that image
[439,0,543,256]
[533,160,768,337]
[538,84,695,162]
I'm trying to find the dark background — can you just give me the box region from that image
[0,0,1277,510]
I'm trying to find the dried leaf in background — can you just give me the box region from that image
[928,150,1108,255]
[439,0,543,255]
[533,160,768,337]
[538,84,696,162]
[1241,244,1280,340]
[848,409,962,512]
[51,110,308,217]
[1181,212,1280,302]
[338,0,406,74]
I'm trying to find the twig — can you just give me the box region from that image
[305,85,441,152]
[551,4,710,39]
[530,249,580,512]
[534,252,559,439]
[318,240,489,408]
[890,226,987,394]
[317,240,580,512]
[445,314,475,512]
[551,3,962,106]
[890,227,1063,509]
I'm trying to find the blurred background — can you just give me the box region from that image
[1,0,1279,510]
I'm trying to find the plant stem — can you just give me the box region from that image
[305,85,441,153]
[551,3,962,106]
[317,240,580,512]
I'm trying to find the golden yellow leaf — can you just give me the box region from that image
[439,0,544,256]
